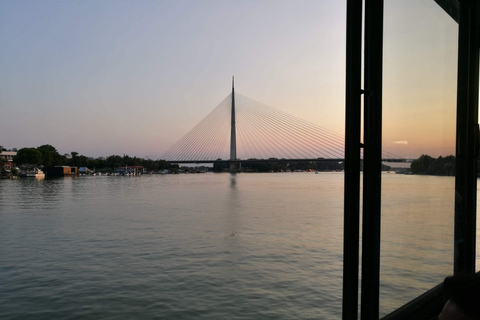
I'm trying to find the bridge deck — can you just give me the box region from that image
[167,158,407,164]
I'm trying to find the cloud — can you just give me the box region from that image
[393,141,408,145]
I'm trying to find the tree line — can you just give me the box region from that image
[213,159,344,172]
[211,154,457,175]
[0,145,467,176]
[410,154,455,176]
[10,144,176,173]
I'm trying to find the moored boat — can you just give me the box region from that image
[21,168,45,178]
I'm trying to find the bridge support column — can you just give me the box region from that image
[230,76,237,168]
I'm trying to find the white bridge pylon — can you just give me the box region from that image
[160,81,403,163]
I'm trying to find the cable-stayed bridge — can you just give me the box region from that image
[161,78,404,167]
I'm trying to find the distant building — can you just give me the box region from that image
[0,151,16,162]
[0,151,17,172]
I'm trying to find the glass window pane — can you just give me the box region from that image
[380,1,458,316]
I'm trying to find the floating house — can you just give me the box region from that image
[44,166,78,176]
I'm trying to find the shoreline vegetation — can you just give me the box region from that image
[1,145,175,176]
[0,144,462,176]
[410,154,455,176]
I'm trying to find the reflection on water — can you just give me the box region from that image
[0,173,462,319]
[381,175,454,316]
[225,173,241,248]
[8,178,63,211]
[229,173,237,189]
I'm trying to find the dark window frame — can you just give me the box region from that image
[343,0,479,319]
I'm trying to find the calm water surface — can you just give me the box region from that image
[0,173,466,319]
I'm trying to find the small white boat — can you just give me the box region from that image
[23,168,45,178]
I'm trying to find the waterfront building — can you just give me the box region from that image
[114,166,144,175]
[44,166,79,176]
[0,151,17,172]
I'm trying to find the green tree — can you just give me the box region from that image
[426,155,455,176]
[411,154,455,176]
[37,144,62,167]
[11,167,18,176]
[77,155,89,167]
[106,155,124,169]
[15,148,42,166]
[67,151,80,167]
[411,154,434,174]
[158,160,171,170]
[142,159,159,172]
[0,156,5,174]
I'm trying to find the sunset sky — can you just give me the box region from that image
[0,0,458,159]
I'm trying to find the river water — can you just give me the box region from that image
[0,173,473,319]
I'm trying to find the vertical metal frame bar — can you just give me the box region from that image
[343,0,363,319]
[361,0,383,319]
[454,0,479,274]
